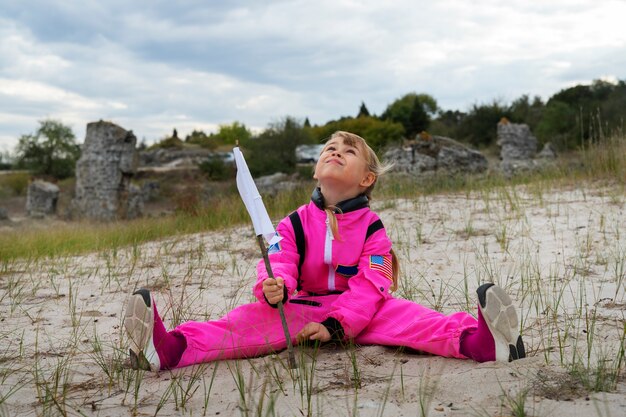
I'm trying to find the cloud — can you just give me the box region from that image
[0,0,625,151]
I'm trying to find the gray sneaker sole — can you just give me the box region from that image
[477,283,526,362]
[124,289,160,371]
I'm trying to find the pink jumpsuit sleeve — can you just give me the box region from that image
[323,228,393,339]
[252,215,301,304]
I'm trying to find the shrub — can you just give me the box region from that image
[0,172,30,196]
[198,155,235,180]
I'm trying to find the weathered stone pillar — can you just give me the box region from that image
[26,180,59,217]
[497,120,538,176]
[71,121,143,221]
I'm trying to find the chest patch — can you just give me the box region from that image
[336,264,359,277]
[267,233,282,254]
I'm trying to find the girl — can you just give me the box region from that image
[124,131,526,371]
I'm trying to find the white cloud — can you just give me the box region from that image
[0,78,99,110]
[0,0,625,151]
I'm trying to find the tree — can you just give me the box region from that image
[0,150,12,170]
[536,78,626,149]
[357,102,370,118]
[535,100,578,149]
[214,121,252,145]
[509,94,544,132]
[381,93,438,138]
[310,116,404,152]
[429,110,466,138]
[456,100,510,148]
[599,80,626,134]
[15,119,80,179]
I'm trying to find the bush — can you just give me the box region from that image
[244,117,314,177]
[0,172,30,196]
[185,130,218,150]
[198,155,235,180]
[150,135,185,149]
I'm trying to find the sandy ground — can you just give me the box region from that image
[1,182,625,416]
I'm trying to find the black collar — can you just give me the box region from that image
[311,187,369,214]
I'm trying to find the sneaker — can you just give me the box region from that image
[124,288,161,371]
[476,283,526,362]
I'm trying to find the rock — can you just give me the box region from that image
[296,144,325,163]
[70,121,143,221]
[497,121,540,176]
[0,207,9,220]
[141,181,161,201]
[497,122,538,160]
[254,172,299,194]
[437,144,488,174]
[384,135,487,175]
[127,184,144,220]
[26,180,59,217]
[139,148,213,167]
[384,147,437,174]
[537,142,557,160]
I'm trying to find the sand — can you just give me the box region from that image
[0,182,624,416]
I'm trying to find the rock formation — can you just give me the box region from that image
[384,133,488,176]
[139,148,215,168]
[26,180,59,218]
[497,120,556,176]
[71,121,143,221]
[0,207,10,221]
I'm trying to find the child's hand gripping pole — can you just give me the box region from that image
[257,235,297,369]
[233,146,297,369]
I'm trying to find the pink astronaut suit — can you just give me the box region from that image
[171,189,480,368]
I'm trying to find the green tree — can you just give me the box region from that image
[429,110,466,138]
[599,80,626,134]
[357,102,370,118]
[185,129,218,149]
[535,100,579,149]
[15,119,80,179]
[214,121,252,145]
[381,93,438,138]
[456,100,510,148]
[310,116,404,152]
[0,150,12,170]
[535,79,626,149]
[508,94,544,132]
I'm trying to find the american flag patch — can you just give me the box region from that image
[267,233,281,254]
[369,255,393,281]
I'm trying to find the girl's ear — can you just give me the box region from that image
[360,172,376,188]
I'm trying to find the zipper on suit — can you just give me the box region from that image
[324,215,335,291]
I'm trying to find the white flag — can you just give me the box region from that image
[233,147,282,246]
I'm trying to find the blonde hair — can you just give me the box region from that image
[321,131,399,291]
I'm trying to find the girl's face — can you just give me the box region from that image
[314,138,375,196]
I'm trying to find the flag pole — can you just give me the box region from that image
[234,141,297,369]
[257,235,297,369]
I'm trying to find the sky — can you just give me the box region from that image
[1,0,625,152]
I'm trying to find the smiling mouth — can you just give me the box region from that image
[326,158,343,165]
